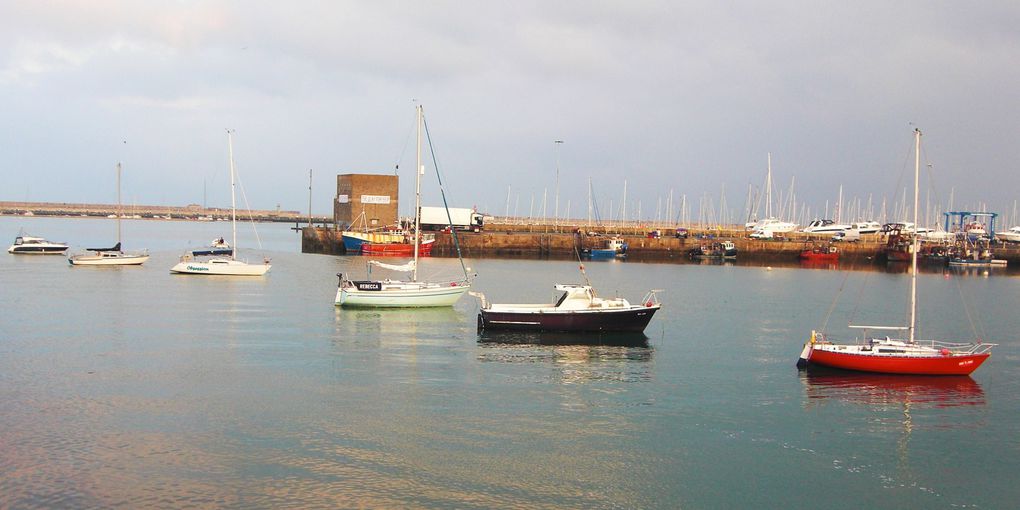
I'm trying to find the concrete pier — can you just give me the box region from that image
[303,223,1020,265]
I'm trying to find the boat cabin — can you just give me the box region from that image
[552,284,630,310]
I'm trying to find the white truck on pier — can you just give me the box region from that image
[418,206,484,231]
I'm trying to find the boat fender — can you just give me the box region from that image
[940,348,952,356]
[644,301,653,307]
[451,282,458,287]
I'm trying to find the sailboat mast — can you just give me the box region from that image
[837,184,843,224]
[412,105,422,281]
[767,154,773,219]
[910,128,921,343]
[227,130,238,261]
[116,162,122,247]
[587,177,592,228]
[621,180,627,228]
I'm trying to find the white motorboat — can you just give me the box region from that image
[190,237,233,256]
[336,105,471,308]
[749,218,797,239]
[69,163,149,266]
[800,219,850,234]
[8,235,69,254]
[171,130,271,276]
[849,221,881,234]
[995,226,1020,243]
[475,284,661,333]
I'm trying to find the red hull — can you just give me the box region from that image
[361,241,434,256]
[808,348,990,375]
[798,251,839,261]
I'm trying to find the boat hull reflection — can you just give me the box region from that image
[800,367,985,408]
[478,330,650,347]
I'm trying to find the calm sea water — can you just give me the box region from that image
[2,216,1019,509]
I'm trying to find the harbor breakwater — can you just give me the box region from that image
[302,224,1020,264]
[0,200,320,223]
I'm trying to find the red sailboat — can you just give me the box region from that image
[797,129,995,376]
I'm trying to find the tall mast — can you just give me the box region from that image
[767,153,773,219]
[308,169,313,226]
[412,105,422,281]
[909,128,921,343]
[587,177,592,227]
[837,184,843,224]
[227,129,238,260]
[116,162,122,247]
[554,140,563,226]
[621,179,627,228]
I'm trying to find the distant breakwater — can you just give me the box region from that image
[1,201,323,223]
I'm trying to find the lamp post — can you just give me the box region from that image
[554,140,564,228]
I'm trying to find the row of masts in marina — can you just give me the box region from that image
[492,157,1014,232]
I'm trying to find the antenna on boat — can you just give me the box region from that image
[573,247,593,289]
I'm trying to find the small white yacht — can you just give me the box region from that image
[68,163,149,267]
[8,235,69,254]
[69,242,149,266]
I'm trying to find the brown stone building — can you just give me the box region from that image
[334,174,399,229]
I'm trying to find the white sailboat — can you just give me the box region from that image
[335,105,471,308]
[69,163,149,266]
[171,130,271,276]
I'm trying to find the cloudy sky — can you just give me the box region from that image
[2,1,1019,224]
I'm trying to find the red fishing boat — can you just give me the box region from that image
[361,235,435,256]
[797,129,996,376]
[798,243,839,262]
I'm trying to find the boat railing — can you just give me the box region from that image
[641,289,664,307]
[926,340,998,355]
[835,335,998,356]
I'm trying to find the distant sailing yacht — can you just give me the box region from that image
[797,129,995,375]
[170,130,271,276]
[335,105,471,307]
[68,163,149,266]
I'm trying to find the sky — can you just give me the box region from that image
[2,1,1019,225]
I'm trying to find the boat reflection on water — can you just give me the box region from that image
[478,330,650,347]
[477,332,653,384]
[800,368,985,409]
[690,258,735,267]
[334,306,464,337]
[797,259,839,271]
[799,368,986,487]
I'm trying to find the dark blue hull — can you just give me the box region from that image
[478,306,659,333]
[191,248,233,256]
